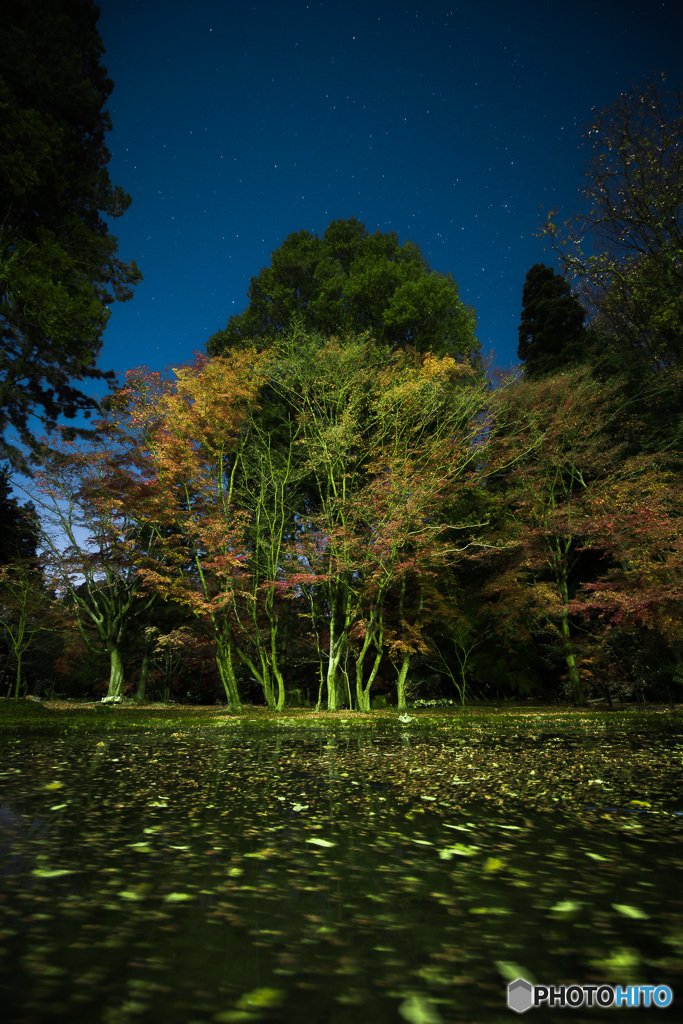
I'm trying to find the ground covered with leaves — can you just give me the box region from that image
[0,704,681,1023]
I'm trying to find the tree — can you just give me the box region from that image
[272,337,494,711]
[546,76,683,371]
[0,562,49,698]
[518,264,594,379]
[27,418,159,700]
[207,217,479,362]
[116,352,270,713]
[486,368,682,703]
[0,467,39,565]
[568,463,683,701]
[0,0,141,471]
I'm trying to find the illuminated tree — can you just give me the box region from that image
[207,218,479,362]
[27,419,159,700]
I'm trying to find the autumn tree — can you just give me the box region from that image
[568,463,683,701]
[116,352,271,713]
[486,368,683,703]
[0,0,141,470]
[207,218,479,363]
[26,419,159,700]
[272,336,496,711]
[547,77,682,356]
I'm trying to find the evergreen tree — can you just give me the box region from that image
[0,0,141,471]
[0,468,38,565]
[518,264,592,379]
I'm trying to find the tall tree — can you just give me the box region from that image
[0,468,38,565]
[485,368,682,703]
[116,352,270,713]
[517,264,593,378]
[207,217,478,362]
[0,0,141,471]
[27,418,159,700]
[272,338,494,710]
[546,76,682,370]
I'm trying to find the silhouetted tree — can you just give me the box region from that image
[518,264,593,379]
[0,0,141,471]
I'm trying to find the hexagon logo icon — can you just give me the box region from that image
[508,978,533,1013]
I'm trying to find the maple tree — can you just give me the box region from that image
[484,367,683,703]
[567,461,683,700]
[25,416,159,700]
[115,350,272,712]
[272,336,495,710]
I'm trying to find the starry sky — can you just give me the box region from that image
[94,0,682,391]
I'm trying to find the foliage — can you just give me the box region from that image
[484,368,683,703]
[25,417,159,699]
[116,350,269,712]
[0,716,681,1021]
[0,468,39,565]
[0,561,51,698]
[0,0,141,470]
[207,217,479,362]
[546,76,683,373]
[270,338,495,711]
[517,263,595,378]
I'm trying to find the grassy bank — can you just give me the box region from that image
[1,696,680,739]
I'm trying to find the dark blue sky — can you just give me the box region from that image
[95,0,682,387]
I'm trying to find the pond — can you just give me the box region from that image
[1,725,682,1023]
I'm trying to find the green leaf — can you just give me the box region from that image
[306,838,336,848]
[398,993,443,1024]
[495,961,537,985]
[612,904,650,919]
[550,900,583,914]
[482,857,506,873]
[31,868,74,878]
[235,987,285,1010]
[164,892,195,902]
[439,844,478,859]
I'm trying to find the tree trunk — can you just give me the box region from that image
[326,623,344,712]
[271,635,286,712]
[136,651,150,702]
[12,650,22,700]
[356,643,383,712]
[106,646,125,699]
[395,652,411,710]
[558,573,582,703]
[216,637,242,713]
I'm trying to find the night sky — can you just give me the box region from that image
[94,0,682,390]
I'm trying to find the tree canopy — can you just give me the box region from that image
[0,468,38,566]
[546,76,683,371]
[207,217,479,362]
[0,0,141,471]
[517,264,593,379]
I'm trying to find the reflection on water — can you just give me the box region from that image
[0,730,681,1023]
